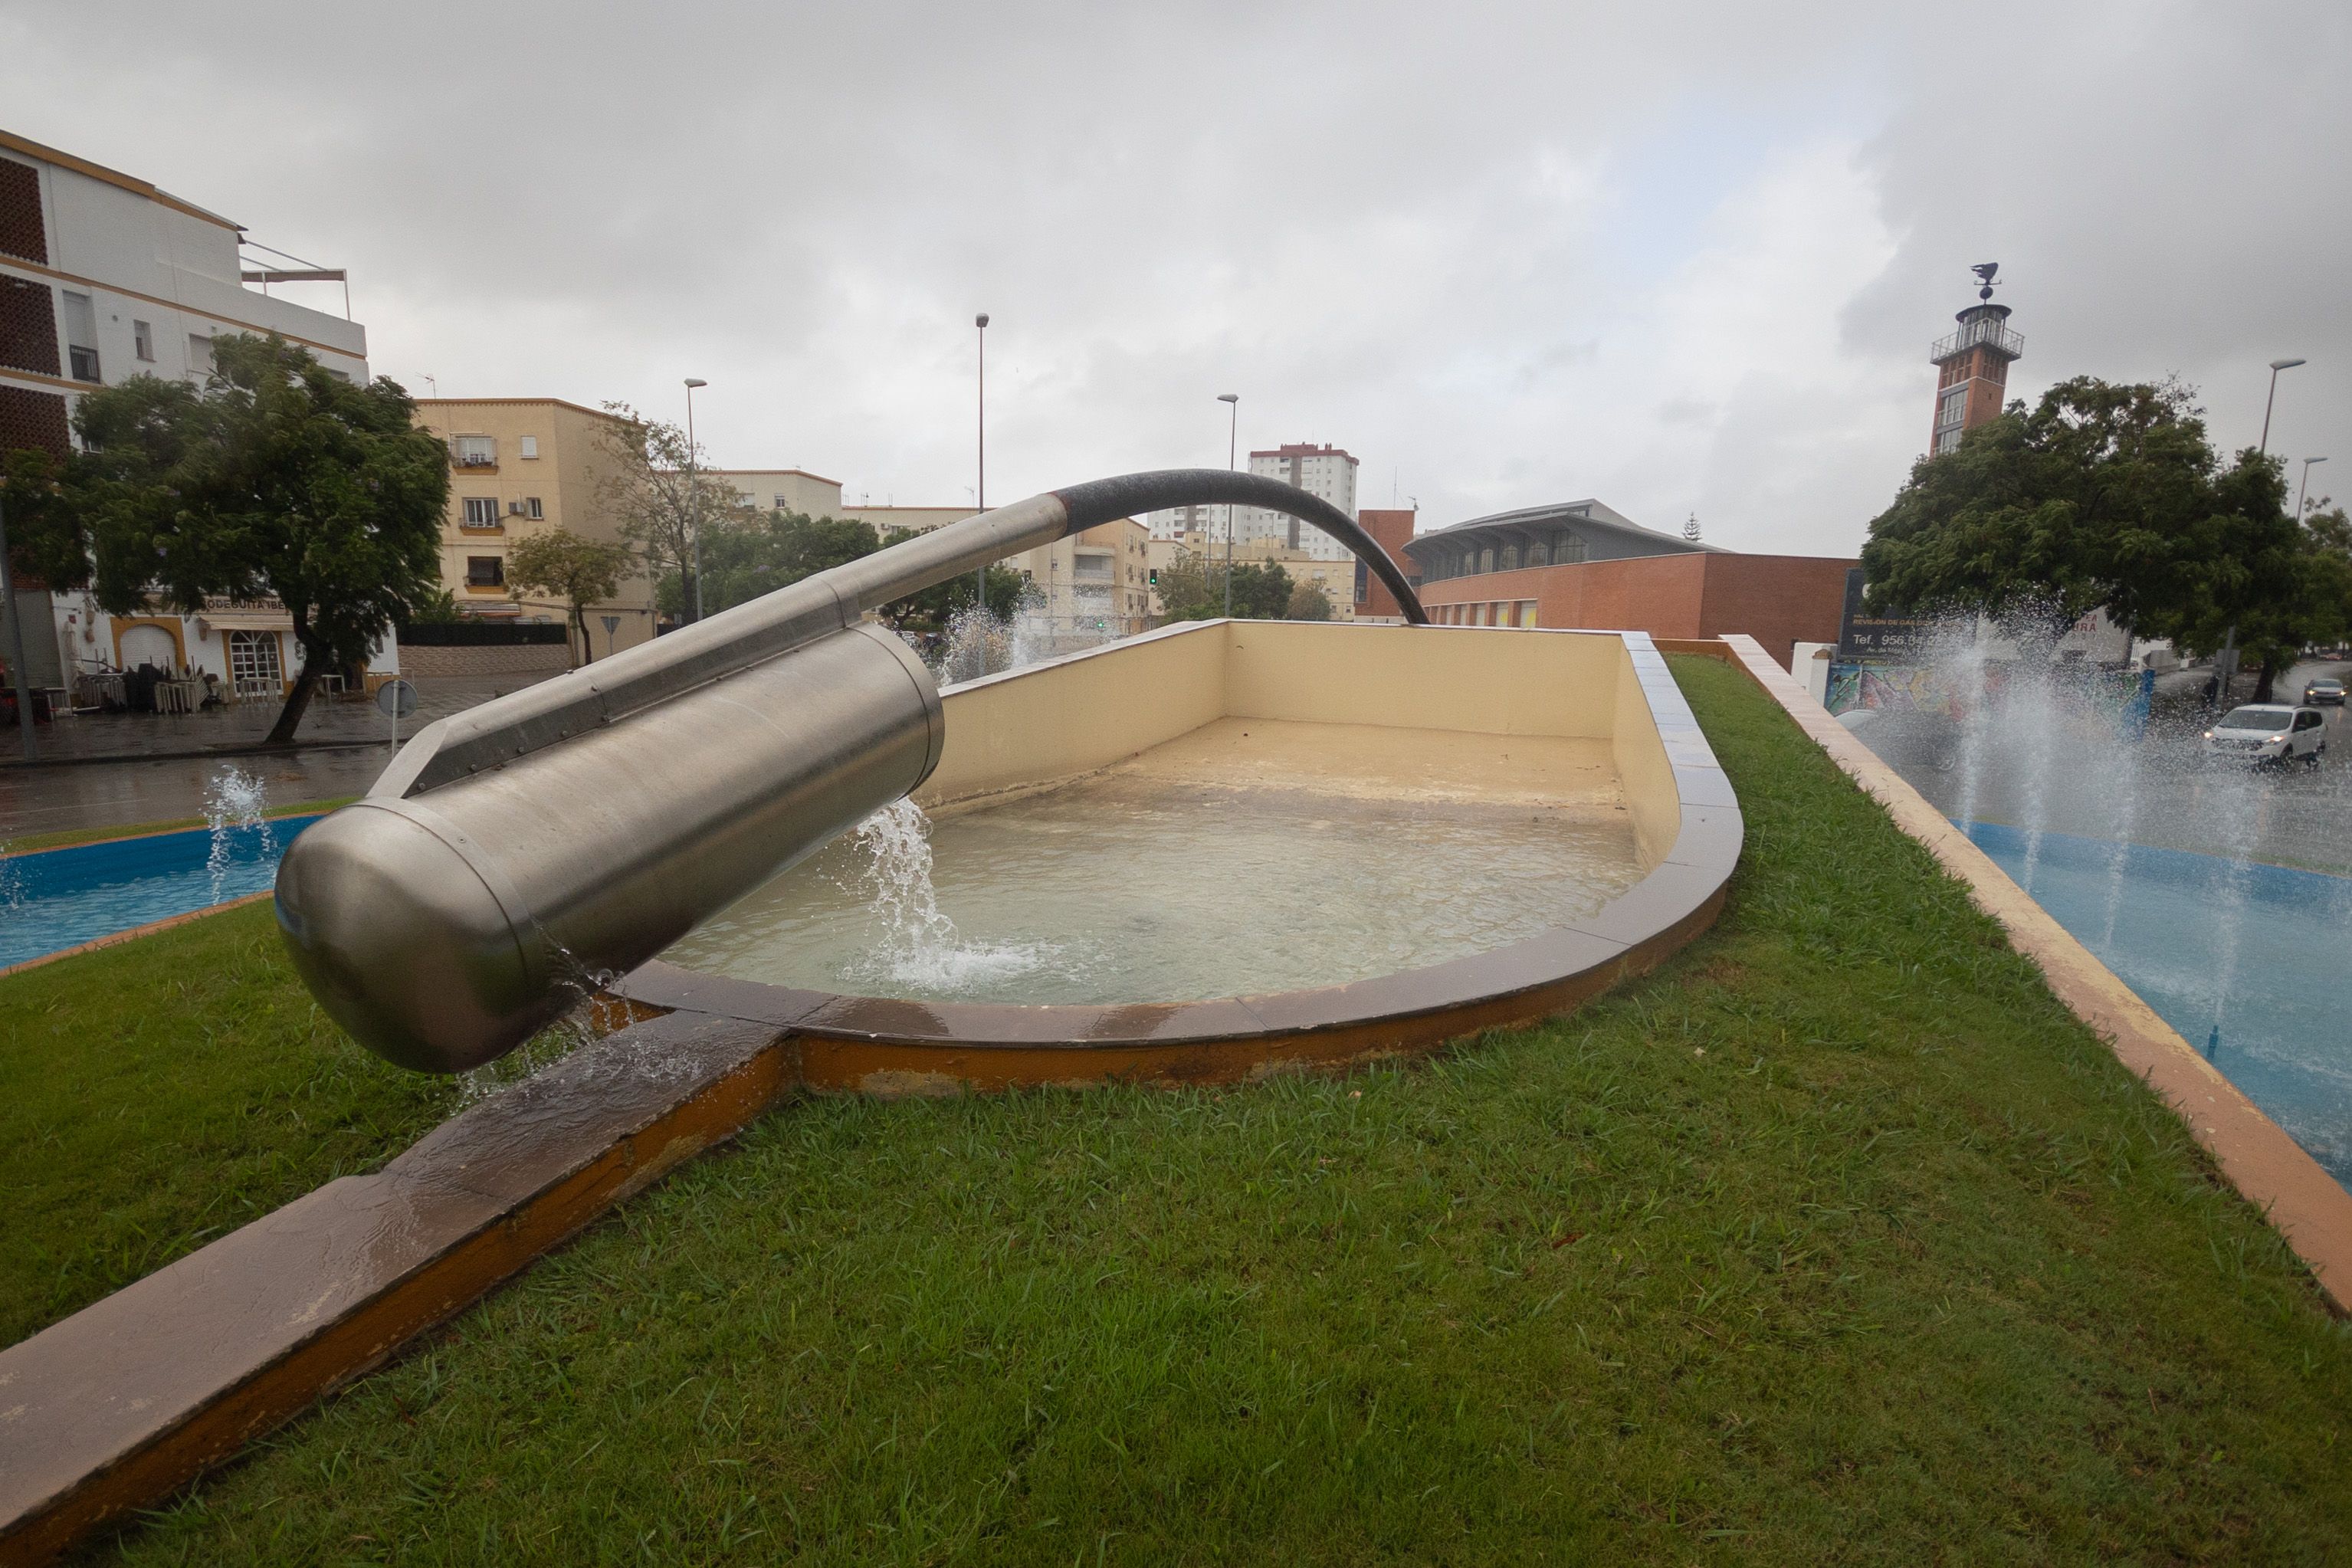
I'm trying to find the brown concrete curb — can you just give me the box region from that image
[1707,633,2351,1314]
[0,891,275,982]
[0,1012,796,1565]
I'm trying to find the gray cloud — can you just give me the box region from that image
[5,0,2345,552]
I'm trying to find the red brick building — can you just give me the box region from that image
[1353,507,1418,621]
[1400,500,1852,668]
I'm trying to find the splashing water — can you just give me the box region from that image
[202,764,268,901]
[848,798,1049,990]
[936,605,1018,685]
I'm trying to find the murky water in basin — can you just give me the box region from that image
[665,772,1646,1005]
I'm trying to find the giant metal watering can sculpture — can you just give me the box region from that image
[276,469,1430,1073]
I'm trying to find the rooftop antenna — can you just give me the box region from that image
[1971,261,2001,302]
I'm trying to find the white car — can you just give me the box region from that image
[2201,704,2327,767]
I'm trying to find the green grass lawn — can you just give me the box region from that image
[66,656,2352,1563]
[0,901,461,1347]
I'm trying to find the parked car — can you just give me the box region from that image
[2304,677,2345,705]
[2202,704,2327,766]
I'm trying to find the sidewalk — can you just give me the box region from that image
[0,675,549,841]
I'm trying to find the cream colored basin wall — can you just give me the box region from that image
[1612,651,1680,870]
[1222,622,1622,736]
[915,621,1228,806]
[917,620,1679,873]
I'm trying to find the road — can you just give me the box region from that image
[1848,658,2352,877]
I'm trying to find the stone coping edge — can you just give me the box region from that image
[1705,633,2350,1315]
[0,1012,799,1566]
[620,631,1743,1085]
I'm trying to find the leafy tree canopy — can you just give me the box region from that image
[1154,549,1297,622]
[507,527,637,664]
[667,509,1025,629]
[1859,376,2293,643]
[593,403,746,625]
[1287,581,1334,622]
[25,333,447,744]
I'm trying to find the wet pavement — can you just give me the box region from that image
[0,676,546,840]
[1850,658,2352,876]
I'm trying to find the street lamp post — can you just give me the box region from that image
[2297,456,2327,520]
[974,313,989,617]
[2258,358,2307,457]
[1218,393,1239,618]
[2218,357,2308,702]
[684,378,707,624]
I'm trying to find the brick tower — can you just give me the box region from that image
[1927,264,2022,456]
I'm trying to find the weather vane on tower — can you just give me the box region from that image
[1971,262,2000,302]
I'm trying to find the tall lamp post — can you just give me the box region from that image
[2258,358,2307,456]
[684,378,708,625]
[974,313,989,616]
[1218,392,1239,618]
[2296,455,2327,520]
[2218,358,2308,700]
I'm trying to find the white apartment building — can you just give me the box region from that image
[0,128,379,704]
[1148,444,1360,563]
[710,467,846,519]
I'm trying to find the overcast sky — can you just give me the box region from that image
[5,1,2347,553]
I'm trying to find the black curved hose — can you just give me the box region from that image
[1053,468,1428,625]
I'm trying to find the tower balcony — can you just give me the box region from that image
[1930,307,2023,365]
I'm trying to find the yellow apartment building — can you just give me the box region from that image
[410,398,659,661]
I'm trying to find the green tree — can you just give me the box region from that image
[676,510,884,618]
[1859,377,2288,643]
[507,528,637,665]
[593,403,746,625]
[2181,503,2352,700]
[1153,548,1294,623]
[0,448,84,588]
[1286,581,1334,622]
[34,334,447,744]
[877,532,1028,635]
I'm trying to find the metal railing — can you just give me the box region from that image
[1930,317,2024,362]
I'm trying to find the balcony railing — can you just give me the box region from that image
[1930,317,2023,363]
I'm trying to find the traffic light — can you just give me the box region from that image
[1148,567,1159,586]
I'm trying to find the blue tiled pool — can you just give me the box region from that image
[0,817,320,970]
[1966,821,2352,1192]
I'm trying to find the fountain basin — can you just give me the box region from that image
[622,620,1740,1091]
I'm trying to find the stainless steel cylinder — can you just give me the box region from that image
[276,622,943,1072]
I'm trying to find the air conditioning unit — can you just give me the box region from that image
[508,500,528,516]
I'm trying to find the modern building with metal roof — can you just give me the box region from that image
[1402,498,1722,585]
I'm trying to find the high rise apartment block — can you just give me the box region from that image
[1146,442,1361,562]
